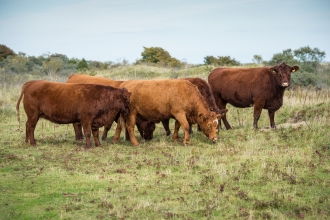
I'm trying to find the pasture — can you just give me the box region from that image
[0,66,329,219]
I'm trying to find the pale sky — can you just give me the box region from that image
[1,0,329,64]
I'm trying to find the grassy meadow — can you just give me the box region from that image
[0,65,330,219]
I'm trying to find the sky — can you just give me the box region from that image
[1,0,330,64]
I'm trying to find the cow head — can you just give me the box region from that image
[270,62,299,88]
[136,120,156,141]
[119,88,131,116]
[197,112,222,142]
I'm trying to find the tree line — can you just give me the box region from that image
[0,44,329,87]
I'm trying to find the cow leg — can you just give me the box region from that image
[213,92,231,130]
[81,121,93,148]
[125,128,130,141]
[92,127,102,147]
[112,121,122,144]
[25,115,39,146]
[161,119,172,136]
[126,113,139,146]
[102,111,119,141]
[102,122,113,141]
[253,102,264,129]
[173,120,181,141]
[189,123,193,134]
[268,110,276,128]
[173,114,190,146]
[73,123,84,141]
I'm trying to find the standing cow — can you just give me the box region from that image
[16,80,131,148]
[208,62,299,129]
[161,77,224,136]
[116,79,222,146]
[66,74,156,141]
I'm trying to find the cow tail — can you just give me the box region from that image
[16,83,26,129]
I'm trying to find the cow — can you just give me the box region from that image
[208,62,299,129]
[66,74,156,141]
[16,80,131,148]
[161,77,224,136]
[115,79,223,146]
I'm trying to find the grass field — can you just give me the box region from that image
[0,66,329,219]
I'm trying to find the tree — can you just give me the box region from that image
[204,56,218,65]
[252,55,263,64]
[203,55,240,66]
[267,49,297,66]
[43,58,63,76]
[293,46,325,63]
[293,46,326,71]
[217,56,240,66]
[0,44,16,61]
[77,58,88,70]
[138,47,182,67]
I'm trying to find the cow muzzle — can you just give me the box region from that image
[282,82,289,87]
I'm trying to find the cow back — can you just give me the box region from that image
[67,74,124,88]
[120,79,209,122]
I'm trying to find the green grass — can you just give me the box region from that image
[1,66,330,219]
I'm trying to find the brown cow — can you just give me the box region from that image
[66,74,156,141]
[116,79,222,146]
[208,62,299,129]
[16,80,131,148]
[161,77,223,136]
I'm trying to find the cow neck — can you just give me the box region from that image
[193,98,210,123]
[268,71,287,108]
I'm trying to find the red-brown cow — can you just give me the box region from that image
[66,74,156,141]
[116,79,222,146]
[16,80,131,148]
[208,62,299,129]
[161,77,224,135]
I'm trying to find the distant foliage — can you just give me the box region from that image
[137,47,183,67]
[204,55,240,66]
[252,55,263,64]
[77,58,88,70]
[0,44,16,61]
[0,44,329,88]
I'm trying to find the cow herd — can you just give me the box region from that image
[16,62,299,148]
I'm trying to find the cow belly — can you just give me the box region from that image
[224,92,253,108]
[40,112,78,124]
[39,105,79,124]
[137,107,172,122]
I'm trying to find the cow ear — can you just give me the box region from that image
[291,66,299,73]
[199,113,205,121]
[220,108,228,114]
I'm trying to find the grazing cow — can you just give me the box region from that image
[116,79,222,146]
[208,62,299,129]
[66,74,156,141]
[16,80,131,148]
[161,77,224,135]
